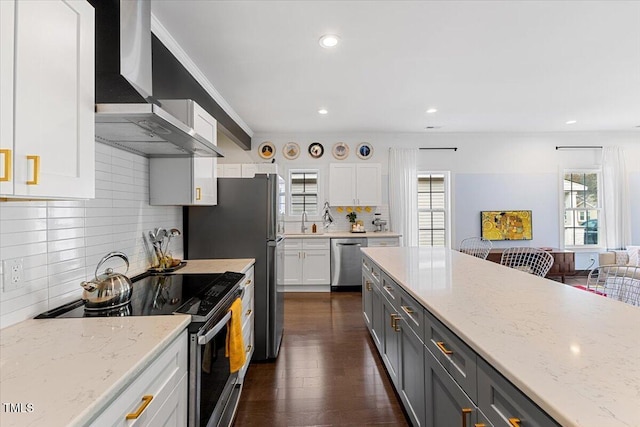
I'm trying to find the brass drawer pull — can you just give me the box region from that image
[436,341,453,355]
[26,155,39,185]
[245,279,252,285]
[475,424,486,427]
[126,395,153,419]
[401,305,414,315]
[0,149,11,182]
[461,408,472,427]
[246,344,252,353]
[365,280,372,291]
[195,187,202,200]
[509,418,521,427]
[245,309,252,316]
[390,313,401,332]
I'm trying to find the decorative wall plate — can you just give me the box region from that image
[283,142,300,160]
[258,141,275,159]
[308,142,324,159]
[356,142,373,160]
[332,142,349,160]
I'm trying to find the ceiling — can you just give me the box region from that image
[150,1,640,135]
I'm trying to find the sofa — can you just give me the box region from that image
[598,246,640,267]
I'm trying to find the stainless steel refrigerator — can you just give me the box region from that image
[184,174,285,360]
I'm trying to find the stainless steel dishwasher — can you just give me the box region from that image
[331,238,367,291]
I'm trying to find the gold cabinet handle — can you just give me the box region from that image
[246,279,252,285]
[390,313,401,332]
[436,341,454,355]
[126,395,153,420]
[195,187,202,200]
[475,424,486,427]
[509,418,521,427]
[0,149,11,182]
[365,280,372,291]
[401,305,414,315]
[461,408,473,427]
[245,309,252,316]
[26,155,39,185]
[246,344,252,353]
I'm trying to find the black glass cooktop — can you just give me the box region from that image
[35,272,244,322]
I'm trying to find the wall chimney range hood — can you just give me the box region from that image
[91,0,223,158]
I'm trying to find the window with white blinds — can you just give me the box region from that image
[418,173,447,247]
[289,170,319,215]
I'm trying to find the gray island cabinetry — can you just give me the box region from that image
[361,247,640,427]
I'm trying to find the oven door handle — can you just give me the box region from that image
[197,311,231,345]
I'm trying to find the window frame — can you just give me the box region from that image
[417,171,451,248]
[561,168,603,250]
[287,168,322,220]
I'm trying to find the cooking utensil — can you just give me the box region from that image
[163,228,181,255]
[81,252,133,309]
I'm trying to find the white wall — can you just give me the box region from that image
[0,143,184,328]
[221,130,640,267]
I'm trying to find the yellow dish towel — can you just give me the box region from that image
[225,297,246,373]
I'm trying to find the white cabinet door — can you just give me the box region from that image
[355,164,381,206]
[283,250,303,285]
[1,0,94,199]
[193,157,217,205]
[302,250,331,285]
[329,163,357,205]
[0,1,15,195]
[329,163,381,206]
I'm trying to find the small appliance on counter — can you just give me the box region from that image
[372,213,388,232]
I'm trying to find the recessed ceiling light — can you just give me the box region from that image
[319,34,340,48]
[426,108,438,114]
[565,120,577,125]
[318,109,328,115]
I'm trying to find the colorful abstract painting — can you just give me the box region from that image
[481,210,532,241]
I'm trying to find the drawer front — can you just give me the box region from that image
[239,312,254,379]
[362,255,373,274]
[303,238,330,250]
[477,358,559,427]
[397,287,425,343]
[91,331,188,426]
[380,272,400,310]
[284,238,303,250]
[367,237,399,247]
[423,310,477,402]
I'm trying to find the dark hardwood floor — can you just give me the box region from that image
[234,292,409,426]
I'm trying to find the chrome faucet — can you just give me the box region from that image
[301,211,308,233]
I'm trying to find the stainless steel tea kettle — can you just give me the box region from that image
[81,252,133,309]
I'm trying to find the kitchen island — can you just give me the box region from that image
[0,258,255,427]
[361,247,640,427]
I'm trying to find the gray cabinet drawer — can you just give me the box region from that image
[380,272,400,309]
[423,309,478,402]
[397,286,425,343]
[477,358,559,427]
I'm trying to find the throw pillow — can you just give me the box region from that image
[626,246,640,266]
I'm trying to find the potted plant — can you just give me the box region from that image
[346,212,358,231]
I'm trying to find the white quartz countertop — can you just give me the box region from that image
[0,258,255,427]
[361,247,640,427]
[0,316,190,427]
[284,231,401,239]
[178,258,255,274]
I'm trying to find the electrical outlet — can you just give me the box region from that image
[2,258,24,292]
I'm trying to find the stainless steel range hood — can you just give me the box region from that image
[92,0,223,158]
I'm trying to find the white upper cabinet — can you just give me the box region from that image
[150,108,218,206]
[329,163,381,206]
[1,0,95,199]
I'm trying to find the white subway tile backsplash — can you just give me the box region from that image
[0,143,184,328]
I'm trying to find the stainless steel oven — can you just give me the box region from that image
[187,286,243,427]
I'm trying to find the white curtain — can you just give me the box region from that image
[601,146,631,249]
[388,148,418,246]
